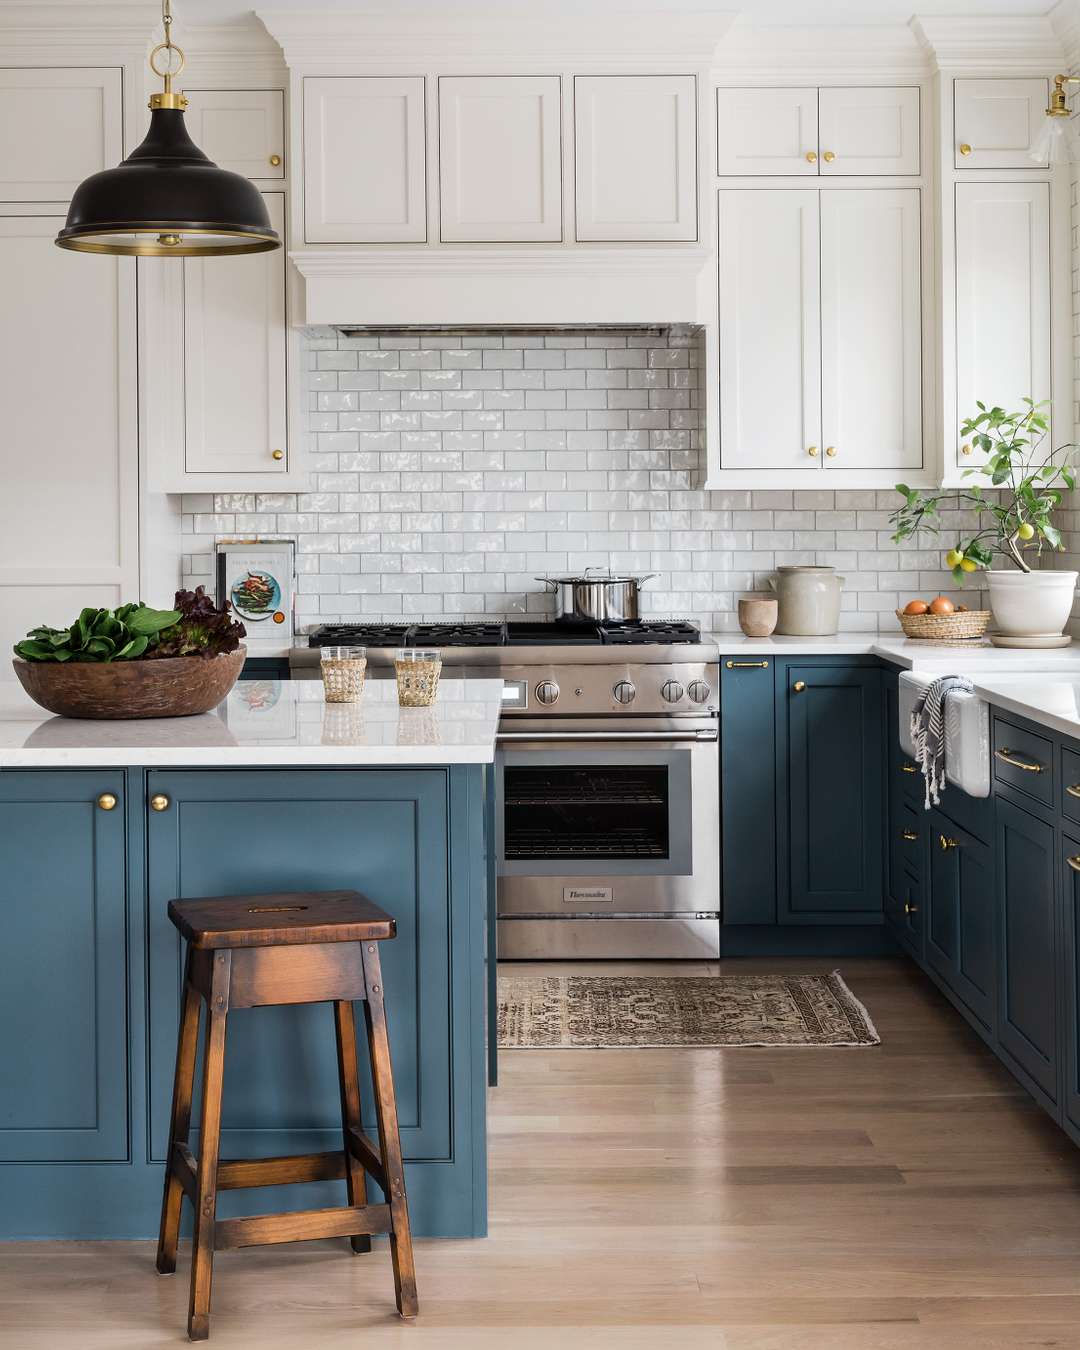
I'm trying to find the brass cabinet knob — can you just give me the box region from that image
[901,763,917,775]
[904,901,919,915]
[822,150,836,163]
[807,445,819,457]
[97,793,118,811]
[825,446,837,458]
[805,150,818,163]
[150,794,170,812]
[1068,855,1080,874]
[961,443,972,455]
[901,829,918,842]
[271,448,284,461]
[269,153,282,167]
[959,142,972,156]
[793,680,806,693]
[939,834,958,851]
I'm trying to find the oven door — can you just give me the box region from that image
[495,718,719,923]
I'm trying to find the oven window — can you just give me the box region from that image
[503,765,669,861]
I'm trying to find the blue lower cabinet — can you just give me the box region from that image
[778,663,883,923]
[0,772,128,1162]
[996,794,1058,1105]
[1060,832,1080,1137]
[924,810,995,1033]
[720,657,776,923]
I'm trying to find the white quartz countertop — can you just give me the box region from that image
[710,631,1080,674]
[969,677,1080,741]
[0,677,504,768]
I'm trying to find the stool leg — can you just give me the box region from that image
[360,944,418,1319]
[156,948,202,1275]
[188,950,231,1342]
[333,1000,372,1255]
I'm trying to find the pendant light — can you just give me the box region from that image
[56,0,280,257]
[1029,74,1080,164]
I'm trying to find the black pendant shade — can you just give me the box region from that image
[56,108,281,257]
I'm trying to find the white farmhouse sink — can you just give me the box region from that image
[898,671,991,798]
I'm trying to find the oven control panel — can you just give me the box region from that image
[496,663,719,717]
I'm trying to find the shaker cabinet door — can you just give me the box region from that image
[304,75,427,243]
[0,67,122,201]
[1061,833,1080,1136]
[718,189,821,471]
[817,86,920,175]
[924,811,996,1032]
[183,89,285,180]
[953,78,1048,168]
[715,87,819,175]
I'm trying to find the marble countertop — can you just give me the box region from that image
[0,677,504,768]
[709,631,1080,674]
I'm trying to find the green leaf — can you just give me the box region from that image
[1038,521,1063,549]
[126,606,180,637]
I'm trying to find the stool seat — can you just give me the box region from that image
[168,888,395,948]
[156,888,416,1340]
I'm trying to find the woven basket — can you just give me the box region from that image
[895,608,991,641]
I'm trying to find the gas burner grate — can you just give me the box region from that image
[308,622,506,648]
[599,621,701,645]
[408,623,507,647]
[306,618,703,648]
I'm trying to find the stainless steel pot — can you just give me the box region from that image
[537,568,657,623]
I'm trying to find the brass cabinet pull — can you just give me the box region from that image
[1066,784,1080,799]
[959,142,972,156]
[793,680,806,693]
[271,448,284,461]
[805,150,818,163]
[939,834,958,851]
[961,443,973,456]
[1068,855,1080,874]
[995,747,1044,774]
[725,660,769,669]
[823,150,836,162]
[269,153,282,166]
[97,793,117,811]
[901,763,917,775]
[901,829,918,842]
[807,445,819,457]
[825,446,837,458]
[150,794,170,812]
[904,901,919,915]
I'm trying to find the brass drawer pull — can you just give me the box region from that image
[901,829,918,842]
[1066,784,1080,799]
[939,834,958,851]
[1068,855,1080,874]
[901,763,917,775]
[725,660,769,669]
[793,680,806,693]
[995,747,1044,774]
[97,793,117,811]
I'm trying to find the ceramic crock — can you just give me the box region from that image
[768,566,845,636]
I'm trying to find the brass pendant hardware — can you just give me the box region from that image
[97,793,118,811]
[1066,784,1080,799]
[807,445,819,457]
[901,829,918,842]
[825,446,837,458]
[901,764,917,775]
[150,794,171,812]
[269,154,282,167]
[939,834,958,851]
[271,448,284,461]
[725,660,769,670]
[1068,855,1080,874]
[994,747,1043,773]
[959,142,972,156]
[822,150,836,163]
[805,150,818,163]
[793,680,806,693]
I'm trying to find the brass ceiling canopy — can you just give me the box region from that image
[56,0,280,257]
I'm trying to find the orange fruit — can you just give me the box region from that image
[903,599,929,615]
[928,596,956,616]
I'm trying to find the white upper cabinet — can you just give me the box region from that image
[715,88,819,176]
[718,189,821,471]
[574,75,697,241]
[954,181,1051,466]
[818,87,920,175]
[439,76,562,242]
[0,68,121,201]
[182,192,287,475]
[820,189,922,471]
[953,79,1048,168]
[183,89,285,180]
[303,76,427,243]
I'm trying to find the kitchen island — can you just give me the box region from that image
[0,678,502,1240]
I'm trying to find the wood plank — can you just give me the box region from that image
[348,1123,387,1189]
[228,942,367,1008]
[214,1203,392,1250]
[216,1150,348,1190]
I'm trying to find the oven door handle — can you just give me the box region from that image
[497,729,718,743]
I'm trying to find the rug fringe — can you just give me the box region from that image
[828,969,881,1046]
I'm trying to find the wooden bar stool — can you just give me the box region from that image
[155,888,418,1341]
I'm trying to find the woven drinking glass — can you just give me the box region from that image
[320,645,367,703]
[394,649,442,707]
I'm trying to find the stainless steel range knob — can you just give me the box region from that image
[613,680,636,705]
[535,680,560,706]
[661,679,685,704]
[687,679,712,704]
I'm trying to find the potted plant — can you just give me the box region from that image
[891,399,1078,647]
[11,587,247,718]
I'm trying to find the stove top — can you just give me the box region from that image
[307,620,704,650]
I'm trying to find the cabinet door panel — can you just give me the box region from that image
[146,770,452,1162]
[782,664,883,919]
[0,68,121,200]
[925,812,995,1030]
[721,658,777,924]
[0,773,127,1161]
[304,76,427,243]
[715,87,818,175]
[184,89,285,180]
[821,188,922,471]
[818,87,920,175]
[955,182,1050,468]
[1061,835,1080,1133]
[575,75,696,241]
[718,189,821,471]
[439,76,561,242]
[183,191,287,475]
[996,795,1057,1101]
[954,78,1048,169]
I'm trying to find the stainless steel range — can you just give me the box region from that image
[290,620,720,960]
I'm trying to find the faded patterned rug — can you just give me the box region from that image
[497,971,880,1048]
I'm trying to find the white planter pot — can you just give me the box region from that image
[987,569,1077,641]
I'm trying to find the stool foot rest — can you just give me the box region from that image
[215,1204,393,1251]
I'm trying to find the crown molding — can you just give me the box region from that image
[258,7,736,71]
[912,15,1064,73]
[712,22,930,79]
[1048,0,1080,69]
[0,4,152,60]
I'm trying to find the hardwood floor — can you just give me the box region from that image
[4,957,1080,1349]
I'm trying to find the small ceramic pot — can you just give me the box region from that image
[738,596,778,638]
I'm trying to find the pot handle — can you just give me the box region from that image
[636,573,658,587]
[767,576,778,592]
[534,577,559,591]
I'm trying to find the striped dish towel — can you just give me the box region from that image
[910,675,974,809]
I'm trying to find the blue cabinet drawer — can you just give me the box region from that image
[1062,747,1080,827]
[993,715,1054,809]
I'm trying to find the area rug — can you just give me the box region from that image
[497,971,880,1048]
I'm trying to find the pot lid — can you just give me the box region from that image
[539,571,655,584]
[776,565,836,573]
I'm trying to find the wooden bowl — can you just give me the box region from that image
[12,646,246,719]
